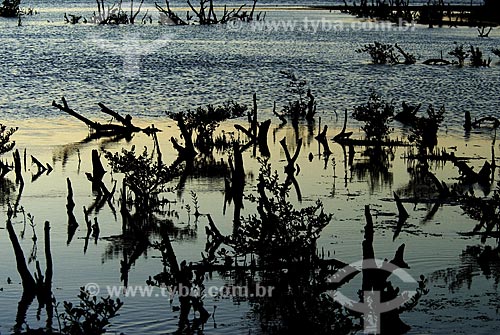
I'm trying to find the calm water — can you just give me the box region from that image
[1,1,500,334]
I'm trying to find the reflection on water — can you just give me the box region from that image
[0,116,497,334]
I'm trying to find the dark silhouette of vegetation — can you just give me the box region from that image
[53,288,123,335]
[449,43,468,67]
[167,101,247,153]
[461,181,500,243]
[0,0,20,17]
[156,0,264,25]
[469,45,491,67]
[65,0,151,24]
[0,124,17,177]
[352,93,395,142]
[449,43,491,67]
[105,146,178,211]
[407,104,445,153]
[232,158,331,259]
[341,0,415,23]
[356,42,416,65]
[274,71,317,123]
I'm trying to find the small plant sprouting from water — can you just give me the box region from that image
[167,101,247,152]
[448,43,490,68]
[356,42,416,65]
[0,0,20,17]
[407,104,445,153]
[190,191,201,218]
[278,71,316,122]
[105,146,179,211]
[53,287,123,335]
[469,45,491,67]
[0,124,17,176]
[449,43,468,67]
[352,93,395,142]
[232,158,332,260]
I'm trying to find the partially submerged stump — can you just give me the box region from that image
[234,93,271,156]
[6,209,54,330]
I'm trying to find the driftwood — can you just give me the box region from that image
[7,210,36,294]
[52,97,158,137]
[333,109,353,142]
[464,111,472,131]
[394,43,416,64]
[83,206,92,254]
[471,116,500,129]
[85,150,116,214]
[31,155,52,182]
[334,109,409,147]
[305,89,316,121]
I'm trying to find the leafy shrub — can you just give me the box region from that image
[356,42,396,64]
[232,159,332,261]
[0,124,17,156]
[105,146,179,210]
[407,104,445,153]
[0,0,20,17]
[0,124,17,177]
[167,101,247,151]
[356,42,415,65]
[277,71,316,122]
[469,46,491,67]
[352,93,395,142]
[449,43,468,67]
[54,288,123,335]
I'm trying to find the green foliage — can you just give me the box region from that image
[233,159,332,260]
[167,101,247,151]
[105,146,178,209]
[54,288,123,335]
[352,93,395,141]
[0,0,20,17]
[0,124,17,156]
